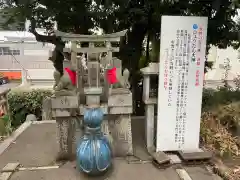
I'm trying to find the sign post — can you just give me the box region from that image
[157,16,208,152]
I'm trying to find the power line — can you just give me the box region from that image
[8,27,32,82]
[9,50,32,82]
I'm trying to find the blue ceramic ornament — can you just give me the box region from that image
[76,128,111,174]
[83,108,104,128]
[76,108,112,175]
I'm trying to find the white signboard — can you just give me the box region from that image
[157,16,208,151]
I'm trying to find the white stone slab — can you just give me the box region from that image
[176,169,193,180]
[168,154,182,164]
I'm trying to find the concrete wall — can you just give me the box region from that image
[26,69,54,81]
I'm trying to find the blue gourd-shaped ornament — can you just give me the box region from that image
[76,108,112,175]
[83,108,104,128]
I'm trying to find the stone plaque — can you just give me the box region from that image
[51,96,78,109]
[108,93,132,107]
[52,109,71,117]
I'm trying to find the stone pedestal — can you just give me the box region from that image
[78,89,133,157]
[56,117,76,160]
[51,96,80,160]
[109,115,133,156]
[107,89,133,156]
[84,87,102,105]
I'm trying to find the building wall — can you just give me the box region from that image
[27,69,55,81]
[0,41,54,56]
[24,49,49,56]
[205,46,240,81]
[0,31,56,86]
[0,55,54,70]
[0,39,54,82]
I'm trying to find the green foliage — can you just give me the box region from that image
[0,115,11,136]
[0,1,25,30]
[213,102,240,134]
[139,55,148,69]
[1,0,239,47]
[201,87,240,157]
[7,89,52,128]
[202,87,240,111]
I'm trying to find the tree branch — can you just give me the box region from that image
[29,17,57,44]
[29,17,72,75]
[29,17,71,59]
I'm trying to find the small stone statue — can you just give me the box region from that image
[120,68,130,89]
[53,67,77,96]
[113,68,130,89]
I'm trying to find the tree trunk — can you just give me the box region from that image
[151,35,160,62]
[146,33,150,66]
[119,24,147,115]
[53,45,65,75]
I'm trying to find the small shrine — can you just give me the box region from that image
[48,30,133,175]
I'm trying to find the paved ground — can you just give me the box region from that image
[10,160,182,180]
[0,121,222,180]
[9,161,222,180]
[0,124,58,169]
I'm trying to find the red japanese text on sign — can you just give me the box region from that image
[195,70,200,86]
[195,25,204,86]
[163,49,169,90]
[197,58,201,66]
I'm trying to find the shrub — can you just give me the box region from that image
[201,112,240,157]
[0,115,11,137]
[202,87,240,111]
[7,89,53,128]
[213,102,240,134]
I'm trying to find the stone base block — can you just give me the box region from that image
[55,114,133,159]
[177,148,213,161]
[56,117,83,160]
[101,115,133,157]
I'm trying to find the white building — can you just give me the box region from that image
[205,46,240,88]
[0,30,55,86]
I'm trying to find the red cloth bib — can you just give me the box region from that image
[106,67,118,84]
[64,67,77,85]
